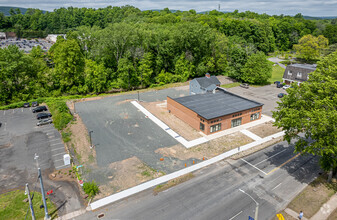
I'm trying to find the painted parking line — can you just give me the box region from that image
[51,147,64,151]
[3,111,5,115]
[241,158,268,175]
[50,142,63,146]
[46,132,54,135]
[271,183,282,191]
[52,152,65,157]
[54,158,64,162]
[48,135,55,139]
[49,139,60,142]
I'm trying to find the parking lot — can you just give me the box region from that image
[0,38,53,52]
[0,106,70,193]
[228,84,284,117]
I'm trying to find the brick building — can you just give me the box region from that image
[167,89,263,135]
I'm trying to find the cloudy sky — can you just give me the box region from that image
[1,0,337,17]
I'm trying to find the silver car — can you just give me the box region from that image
[36,118,53,126]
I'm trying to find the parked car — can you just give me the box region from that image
[32,106,47,113]
[36,112,52,120]
[240,83,249,89]
[283,85,291,90]
[278,93,286,98]
[276,83,283,88]
[274,81,281,84]
[31,101,39,107]
[36,118,52,126]
[23,102,30,108]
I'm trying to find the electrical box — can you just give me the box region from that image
[63,154,71,166]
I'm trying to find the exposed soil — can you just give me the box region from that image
[155,132,254,160]
[141,101,203,141]
[49,167,77,182]
[94,157,164,200]
[67,114,96,164]
[247,121,282,138]
[288,174,337,218]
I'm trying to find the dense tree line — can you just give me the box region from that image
[1,6,336,105]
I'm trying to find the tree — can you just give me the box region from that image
[241,51,272,84]
[273,50,337,179]
[138,52,153,88]
[84,59,109,93]
[293,34,328,61]
[49,39,85,93]
[83,181,99,199]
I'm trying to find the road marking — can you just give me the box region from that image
[48,135,55,139]
[3,111,5,115]
[241,158,268,175]
[51,147,64,151]
[52,152,65,157]
[21,108,23,112]
[51,142,63,146]
[271,183,282,191]
[267,153,301,175]
[54,158,64,162]
[254,149,287,166]
[46,132,54,135]
[229,211,243,220]
[4,122,6,131]
[55,164,68,169]
[12,109,14,114]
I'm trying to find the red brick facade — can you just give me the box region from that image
[167,97,262,135]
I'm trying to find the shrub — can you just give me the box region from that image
[83,181,99,198]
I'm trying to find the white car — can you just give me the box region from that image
[36,118,53,126]
[283,85,291,90]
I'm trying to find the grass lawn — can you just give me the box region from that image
[287,174,337,218]
[269,65,285,84]
[0,190,58,220]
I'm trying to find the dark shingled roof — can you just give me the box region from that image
[195,76,220,89]
[169,90,263,120]
[283,64,316,82]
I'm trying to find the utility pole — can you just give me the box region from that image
[25,183,36,220]
[89,130,93,148]
[35,153,50,220]
[38,168,50,220]
[239,189,259,220]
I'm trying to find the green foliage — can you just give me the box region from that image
[46,100,73,130]
[273,50,337,173]
[293,34,329,61]
[241,51,272,84]
[269,65,285,83]
[62,130,72,142]
[83,181,99,198]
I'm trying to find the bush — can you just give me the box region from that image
[83,181,99,198]
[46,100,73,130]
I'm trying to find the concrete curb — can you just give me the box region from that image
[55,209,86,220]
[89,131,285,210]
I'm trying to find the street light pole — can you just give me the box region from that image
[239,189,259,220]
[89,131,93,148]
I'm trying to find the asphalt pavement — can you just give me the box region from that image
[77,139,321,220]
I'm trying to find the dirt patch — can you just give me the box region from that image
[67,114,96,165]
[156,132,253,160]
[154,173,194,195]
[287,174,337,218]
[247,121,282,138]
[116,99,132,105]
[94,157,164,200]
[141,101,202,141]
[49,167,77,182]
[328,208,337,220]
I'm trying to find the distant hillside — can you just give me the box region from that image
[303,15,337,20]
[0,6,48,16]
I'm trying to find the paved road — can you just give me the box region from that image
[78,140,320,220]
[268,57,287,69]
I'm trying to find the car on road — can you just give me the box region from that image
[32,106,47,113]
[36,112,52,120]
[278,93,286,98]
[23,102,30,108]
[276,83,283,88]
[283,85,291,90]
[274,81,281,84]
[240,83,249,89]
[36,118,53,126]
[31,101,39,107]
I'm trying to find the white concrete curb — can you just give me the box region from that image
[89,130,285,210]
[241,129,262,141]
[55,209,86,220]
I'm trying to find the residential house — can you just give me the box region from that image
[283,64,316,85]
[189,73,221,95]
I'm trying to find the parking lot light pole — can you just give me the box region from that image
[239,189,259,220]
[89,131,93,148]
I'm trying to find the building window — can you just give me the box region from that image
[288,71,292,75]
[232,112,242,118]
[231,118,242,128]
[297,72,302,78]
[200,123,205,131]
[210,123,221,133]
[250,112,260,121]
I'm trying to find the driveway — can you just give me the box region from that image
[0,107,83,215]
[228,84,283,117]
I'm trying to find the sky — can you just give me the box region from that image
[1,0,337,17]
